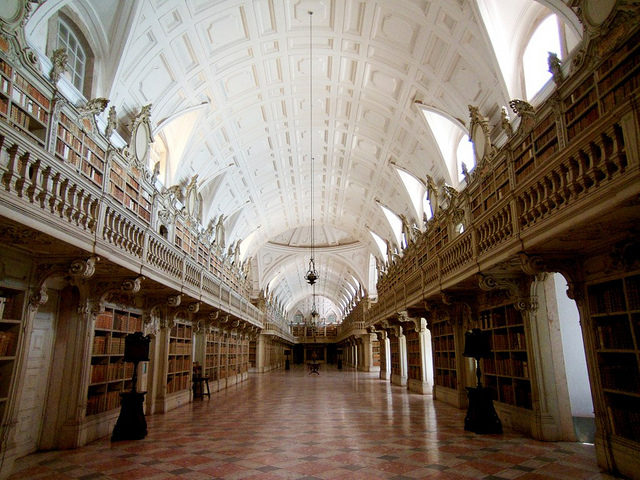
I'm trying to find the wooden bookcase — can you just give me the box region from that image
[0,57,50,146]
[249,340,256,368]
[406,329,421,381]
[219,333,228,381]
[596,29,640,115]
[390,335,400,378]
[54,112,106,188]
[240,338,249,373]
[228,334,237,377]
[564,76,598,142]
[431,319,457,390]
[0,288,25,425]
[587,273,640,442]
[204,330,219,381]
[167,321,192,395]
[480,304,532,410]
[87,307,143,416]
[372,339,380,367]
[175,221,197,258]
[108,160,152,224]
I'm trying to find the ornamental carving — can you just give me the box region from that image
[49,48,67,85]
[509,99,536,136]
[167,294,182,307]
[121,275,144,293]
[468,105,495,164]
[69,256,99,280]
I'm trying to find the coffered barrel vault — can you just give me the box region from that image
[23,0,580,321]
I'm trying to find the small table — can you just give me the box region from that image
[307,362,320,375]
[192,376,211,399]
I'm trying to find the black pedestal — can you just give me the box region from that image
[337,359,342,370]
[464,387,502,434]
[285,359,290,370]
[111,391,147,441]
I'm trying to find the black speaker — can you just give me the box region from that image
[463,328,491,359]
[124,332,151,362]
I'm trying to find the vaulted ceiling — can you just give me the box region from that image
[26,0,581,321]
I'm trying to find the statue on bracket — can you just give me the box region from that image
[468,105,495,166]
[547,52,564,84]
[509,99,536,136]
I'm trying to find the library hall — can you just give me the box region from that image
[0,0,639,479]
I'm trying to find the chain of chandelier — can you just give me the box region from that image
[303,11,319,322]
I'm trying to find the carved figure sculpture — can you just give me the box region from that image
[501,106,513,138]
[509,99,536,135]
[49,48,68,85]
[548,52,564,84]
[105,106,117,139]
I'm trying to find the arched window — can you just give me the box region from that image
[523,15,561,99]
[456,136,474,183]
[57,17,86,92]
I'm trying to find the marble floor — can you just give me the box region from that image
[8,365,622,480]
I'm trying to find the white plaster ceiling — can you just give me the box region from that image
[30,0,578,319]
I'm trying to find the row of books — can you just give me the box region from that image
[92,335,126,355]
[491,331,526,350]
[596,320,634,350]
[86,390,122,416]
[434,354,455,369]
[14,73,50,109]
[433,336,454,351]
[0,330,18,356]
[589,280,627,314]
[168,356,192,373]
[169,341,192,355]
[95,312,143,332]
[435,371,456,389]
[170,324,193,339]
[90,362,133,384]
[600,363,640,393]
[166,372,190,393]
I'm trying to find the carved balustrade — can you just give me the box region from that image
[341,47,640,335]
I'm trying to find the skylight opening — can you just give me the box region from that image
[523,14,561,99]
[423,195,433,221]
[380,205,403,248]
[456,136,475,183]
[397,169,424,219]
[418,107,469,187]
[370,230,387,259]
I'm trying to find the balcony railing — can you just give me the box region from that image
[340,29,640,334]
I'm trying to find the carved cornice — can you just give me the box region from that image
[167,294,182,307]
[121,275,144,294]
[478,273,535,312]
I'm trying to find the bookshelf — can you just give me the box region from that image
[480,304,532,410]
[108,160,152,224]
[175,221,198,258]
[431,319,457,390]
[531,113,558,166]
[249,340,256,368]
[204,330,219,381]
[588,273,640,442]
[228,333,237,377]
[167,321,192,395]
[87,307,143,416]
[219,332,228,381]
[390,335,400,378]
[406,329,421,381]
[372,339,380,367]
[0,288,25,425]
[564,76,598,141]
[240,337,249,373]
[0,57,50,146]
[596,29,640,115]
[55,112,106,188]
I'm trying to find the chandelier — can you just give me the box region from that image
[304,10,319,286]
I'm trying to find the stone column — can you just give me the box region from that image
[391,326,408,387]
[377,330,391,380]
[256,334,266,373]
[408,318,433,394]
